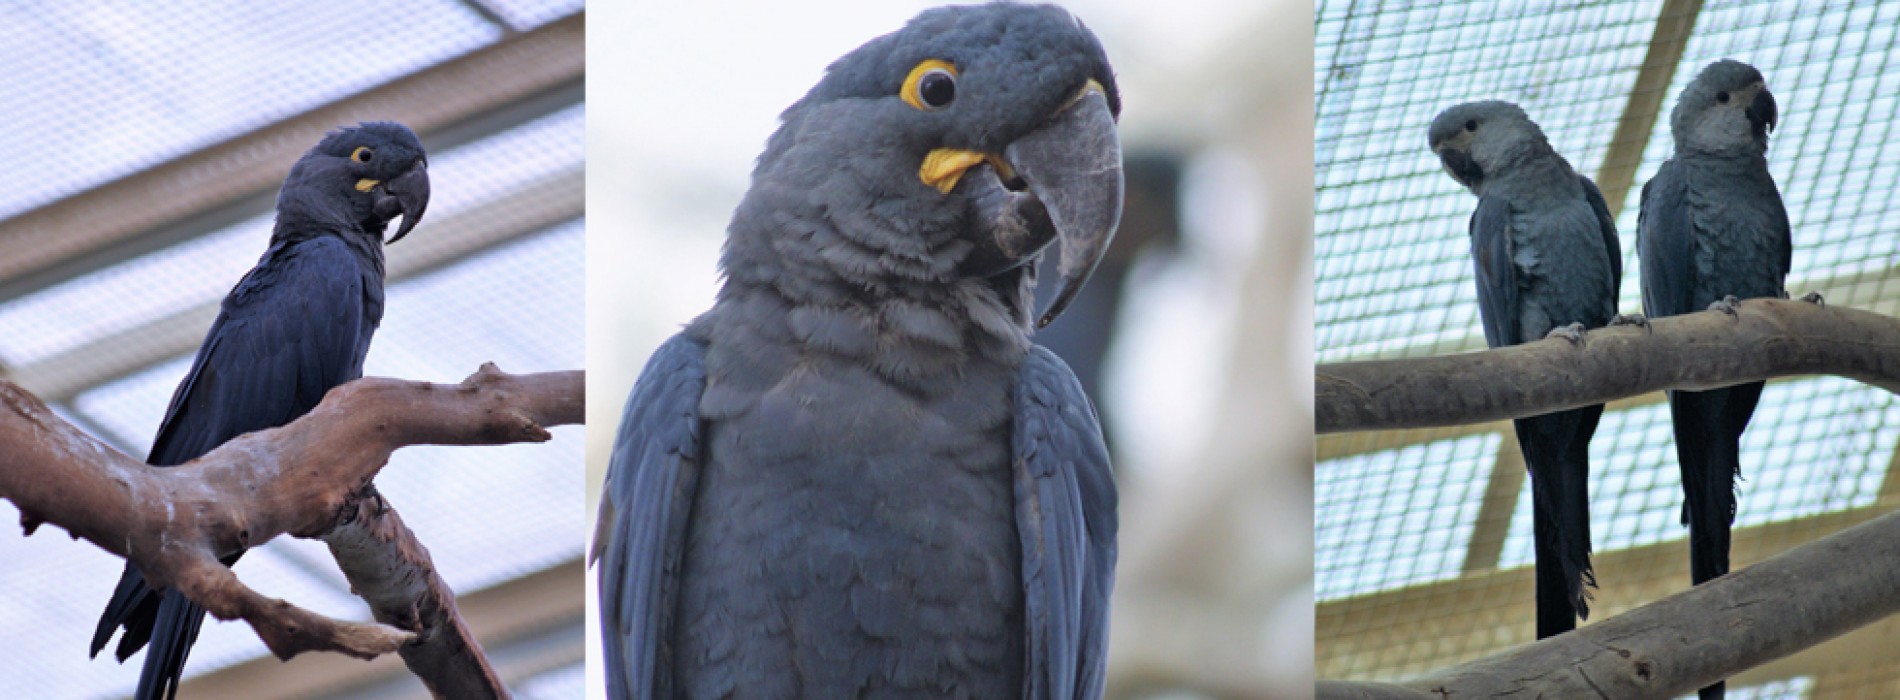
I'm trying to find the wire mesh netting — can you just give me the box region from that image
[1316,1,1900,697]
[0,1,583,697]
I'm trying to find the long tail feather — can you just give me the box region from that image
[1514,402,1602,639]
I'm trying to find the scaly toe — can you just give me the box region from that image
[1545,322,1586,345]
[1709,295,1742,316]
[1610,313,1650,332]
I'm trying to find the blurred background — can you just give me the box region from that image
[586,0,1313,698]
[0,1,584,697]
[1316,1,1900,697]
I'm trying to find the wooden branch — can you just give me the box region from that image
[327,494,509,699]
[0,364,581,672]
[1317,298,1900,433]
[1317,507,1900,699]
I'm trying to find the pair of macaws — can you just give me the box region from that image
[1430,59,1790,700]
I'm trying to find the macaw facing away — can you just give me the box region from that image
[1430,100,1623,639]
[90,122,429,700]
[1639,58,1789,700]
[593,4,1123,699]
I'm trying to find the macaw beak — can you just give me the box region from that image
[377,158,430,244]
[1006,85,1124,328]
[1436,147,1484,191]
[1749,86,1778,135]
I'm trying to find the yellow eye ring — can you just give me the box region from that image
[351,146,373,163]
[902,59,958,111]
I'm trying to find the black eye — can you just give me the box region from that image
[918,70,956,109]
[352,146,374,162]
[1464,119,1477,132]
[1716,91,1730,104]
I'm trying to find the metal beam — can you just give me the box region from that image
[0,12,583,303]
[13,168,581,403]
[1460,433,1525,574]
[1881,424,1900,502]
[174,557,584,700]
[1594,0,1704,219]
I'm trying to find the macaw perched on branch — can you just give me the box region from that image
[91,122,429,700]
[1639,58,1790,700]
[1430,100,1622,640]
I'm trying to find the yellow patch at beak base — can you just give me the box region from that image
[919,148,1010,194]
[1076,79,1106,103]
[355,178,380,193]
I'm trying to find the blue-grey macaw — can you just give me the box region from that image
[1430,101,1623,639]
[90,123,429,700]
[593,4,1122,698]
[1638,58,1788,700]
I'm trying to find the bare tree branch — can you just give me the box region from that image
[1317,298,1900,433]
[327,495,509,699]
[0,364,581,681]
[1317,506,1900,699]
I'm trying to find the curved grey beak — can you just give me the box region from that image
[1006,88,1123,328]
[377,158,430,244]
[1750,87,1778,134]
[1435,148,1484,191]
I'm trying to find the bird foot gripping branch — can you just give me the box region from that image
[1610,313,1652,332]
[1545,322,1588,346]
[1709,294,1745,316]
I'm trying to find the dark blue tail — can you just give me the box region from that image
[94,558,228,700]
[1514,402,1602,639]
[137,591,208,700]
[1669,381,1763,700]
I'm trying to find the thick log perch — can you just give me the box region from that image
[1317,506,1900,699]
[0,365,581,674]
[1317,298,1900,433]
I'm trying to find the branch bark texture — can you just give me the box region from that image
[1318,507,1900,699]
[326,495,509,699]
[1318,299,1900,433]
[0,364,581,688]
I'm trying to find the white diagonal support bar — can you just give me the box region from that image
[0,13,583,301]
[13,168,581,403]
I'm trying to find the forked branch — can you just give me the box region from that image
[0,364,581,692]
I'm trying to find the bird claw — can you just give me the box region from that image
[1609,313,1650,333]
[1708,295,1742,317]
[1799,291,1825,307]
[1545,322,1586,345]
